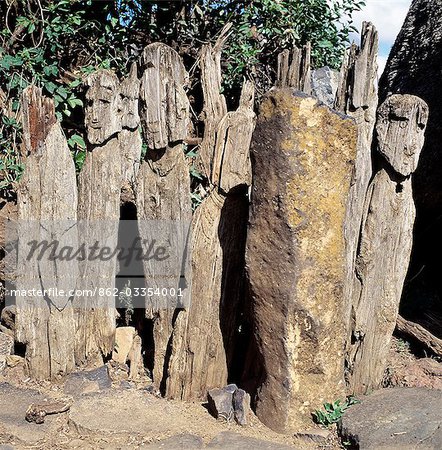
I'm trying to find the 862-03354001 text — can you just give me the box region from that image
[6,286,185,298]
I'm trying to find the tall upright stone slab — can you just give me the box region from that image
[246,89,357,432]
[346,94,429,394]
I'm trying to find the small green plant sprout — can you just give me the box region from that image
[313,396,360,427]
[395,337,411,353]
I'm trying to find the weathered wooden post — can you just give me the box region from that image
[197,24,231,179]
[165,81,255,400]
[119,62,142,189]
[75,70,122,363]
[137,43,192,388]
[346,94,429,393]
[246,89,357,431]
[334,22,379,386]
[276,43,311,93]
[15,86,78,379]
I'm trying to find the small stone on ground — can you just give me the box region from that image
[64,366,111,396]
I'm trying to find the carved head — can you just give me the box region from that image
[120,63,140,130]
[376,94,429,176]
[139,43,189,149]
[85,70,121,145]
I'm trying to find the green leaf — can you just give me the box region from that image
[68,134,86,149]
[56,86,69,99]
[69,78,82,88]
[67,97,83,108]
[190,165,203,181]
[44,81,58,94]
[0,55,24,70]
[43,65,58,77]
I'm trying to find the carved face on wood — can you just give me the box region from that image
[376,94,429,177]
[139,43,190,149]
[85,70,122,145]
[120,63,140,130]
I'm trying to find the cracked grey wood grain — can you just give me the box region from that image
[137,43,192,389]
[119,62,142,187]
[197,24,231,179]
[16,86,78,380]
[76,70,122,363]
[276,43,311,93]
[334,22,380,387]
[346,94,429,394]
[165,81,255,401]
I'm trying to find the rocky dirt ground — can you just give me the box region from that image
[0,334,441,450]
[383,336,442,390]
[0,359,342,450]
[0,335,441,450]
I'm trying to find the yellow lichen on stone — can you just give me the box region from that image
[248,88,357,432]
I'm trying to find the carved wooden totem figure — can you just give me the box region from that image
[136,43,192,388]
[15,86,78,379]
[76,70,122,362]
[165,81,256,401]
[347,94,429,394]
[119,62,142,188]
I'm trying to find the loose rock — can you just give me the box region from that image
[232,388,250,426]
[112,327,136,365]
[6,355,23,368]
[64,366,111,396]
[310,66,339,107]
[339,387,442,449]
[207,386,235,422]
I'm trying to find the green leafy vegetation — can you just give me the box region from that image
[313,396,360,427]
[0,114,23,196]
[0,0,365,196]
